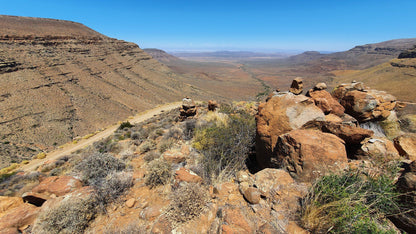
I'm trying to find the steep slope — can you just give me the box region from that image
[0,15,232,167]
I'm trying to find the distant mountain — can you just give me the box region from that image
[170,50,293,62]
[277,38,416,70]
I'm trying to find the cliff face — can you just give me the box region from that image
[0,15,210,167]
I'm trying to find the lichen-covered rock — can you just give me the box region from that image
[333,82,397,122]
[357,137,400,161]
[256,93,325,168]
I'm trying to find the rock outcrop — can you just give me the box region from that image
[256,92,325,168]
[333,81,397,122]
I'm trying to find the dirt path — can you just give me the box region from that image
[20,102,182,172]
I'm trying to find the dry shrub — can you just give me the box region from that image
[158,138,175,153]
[95,171,133,211]
[143,151,161,162]
[139,140,156,154]
[75,152,126,185]
[167,183,209,225]
[36,197,98,234]
[163,126,183,140]
[145,159,171,188]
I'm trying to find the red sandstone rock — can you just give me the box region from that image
[175,167,203,183]
[242,187,261,204]
[0,203,40,231]
[276,129,348,182]
[256,93,325,168]
[302,120,374,145]
[307,89,345,116]
[32,176,82,196]
[162,150,186,164]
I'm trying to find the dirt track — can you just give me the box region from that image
[20,102,182,172]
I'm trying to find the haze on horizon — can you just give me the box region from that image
[2,0,416,52]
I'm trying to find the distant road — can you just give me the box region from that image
[20,102,182,172]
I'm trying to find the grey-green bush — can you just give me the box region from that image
[75,152,125,185]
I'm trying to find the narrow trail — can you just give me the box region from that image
[19,102,182,172]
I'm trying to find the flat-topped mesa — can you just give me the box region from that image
[0,15,104,39]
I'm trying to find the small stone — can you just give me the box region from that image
[314,82,327,90]
[243,187,261,204]
[289,77,303,95]
[126,198,135,208]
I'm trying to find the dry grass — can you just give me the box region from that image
[167,183,209,225]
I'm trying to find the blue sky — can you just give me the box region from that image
[1,0,416,52]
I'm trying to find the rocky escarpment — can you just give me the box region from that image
[0,15,215,168]
[398,46,416,59]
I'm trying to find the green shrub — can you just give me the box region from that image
[145,159,171,188]
[37,197,98,233]
[167,183,209,224]
[75,152,126,185]
[301,166,402,233]
[118,121,133,130]
[192,109,255,183]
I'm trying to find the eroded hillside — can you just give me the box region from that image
[0,15,261,167]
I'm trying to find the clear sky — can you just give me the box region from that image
[1,0,416,52]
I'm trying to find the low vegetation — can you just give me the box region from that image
[167,183,209,225]
[75,152,126,186]
[145,159,171,188]
[36,197,98,233]
[301,163,402,233]
[192,106,256,183]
